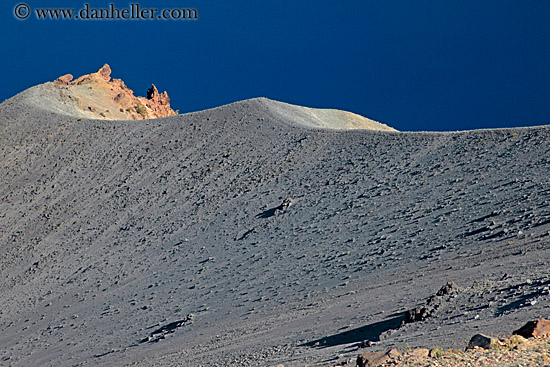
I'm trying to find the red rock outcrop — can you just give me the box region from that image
[55,74,74,85]
[53,64,177,120]
[513,319,550,339]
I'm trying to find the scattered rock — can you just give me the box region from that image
[405,281,459,323]
[507,334,531,350]
[406,305,433,323]
[356,350,391,367]
[358,340,373,348]
[98,63,112,81]
[508,334,529,345]
[467,334,503,350]
[55,74,73,85]
[114,93,126,103]
[387,348,401,358]
[513,319,550,338]
[275,198,294,214]
[139,314,194,344]
[436,281,459,296]
[409,348,429,358]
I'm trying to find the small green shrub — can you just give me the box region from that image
[135,103,147,119]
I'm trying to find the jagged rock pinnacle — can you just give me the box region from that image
[147,84,159,99]
[98,64,112,81]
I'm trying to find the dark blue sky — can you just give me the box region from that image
[2,1,549,131]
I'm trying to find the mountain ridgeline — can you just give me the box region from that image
[0,76,549,366]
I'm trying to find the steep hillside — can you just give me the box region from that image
[0,89,549,366]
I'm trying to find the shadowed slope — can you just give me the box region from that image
[0,92,549,366]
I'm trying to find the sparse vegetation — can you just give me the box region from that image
[430,347,444,358]
[376,338,550,366]
[135,103,147,119]
[503,334,527,350]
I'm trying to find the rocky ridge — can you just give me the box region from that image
[14,64,397,131]
[52,63,177,120]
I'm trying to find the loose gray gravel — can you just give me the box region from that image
[0,89,549,366]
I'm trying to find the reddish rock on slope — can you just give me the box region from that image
[54,63,177,120]
[513,319,550,338]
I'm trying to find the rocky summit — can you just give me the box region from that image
[47,63,177,120]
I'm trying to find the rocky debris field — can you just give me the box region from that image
[351,318,550,367]
[0,86,549,366]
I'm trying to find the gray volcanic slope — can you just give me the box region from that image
[0,92,549,367]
